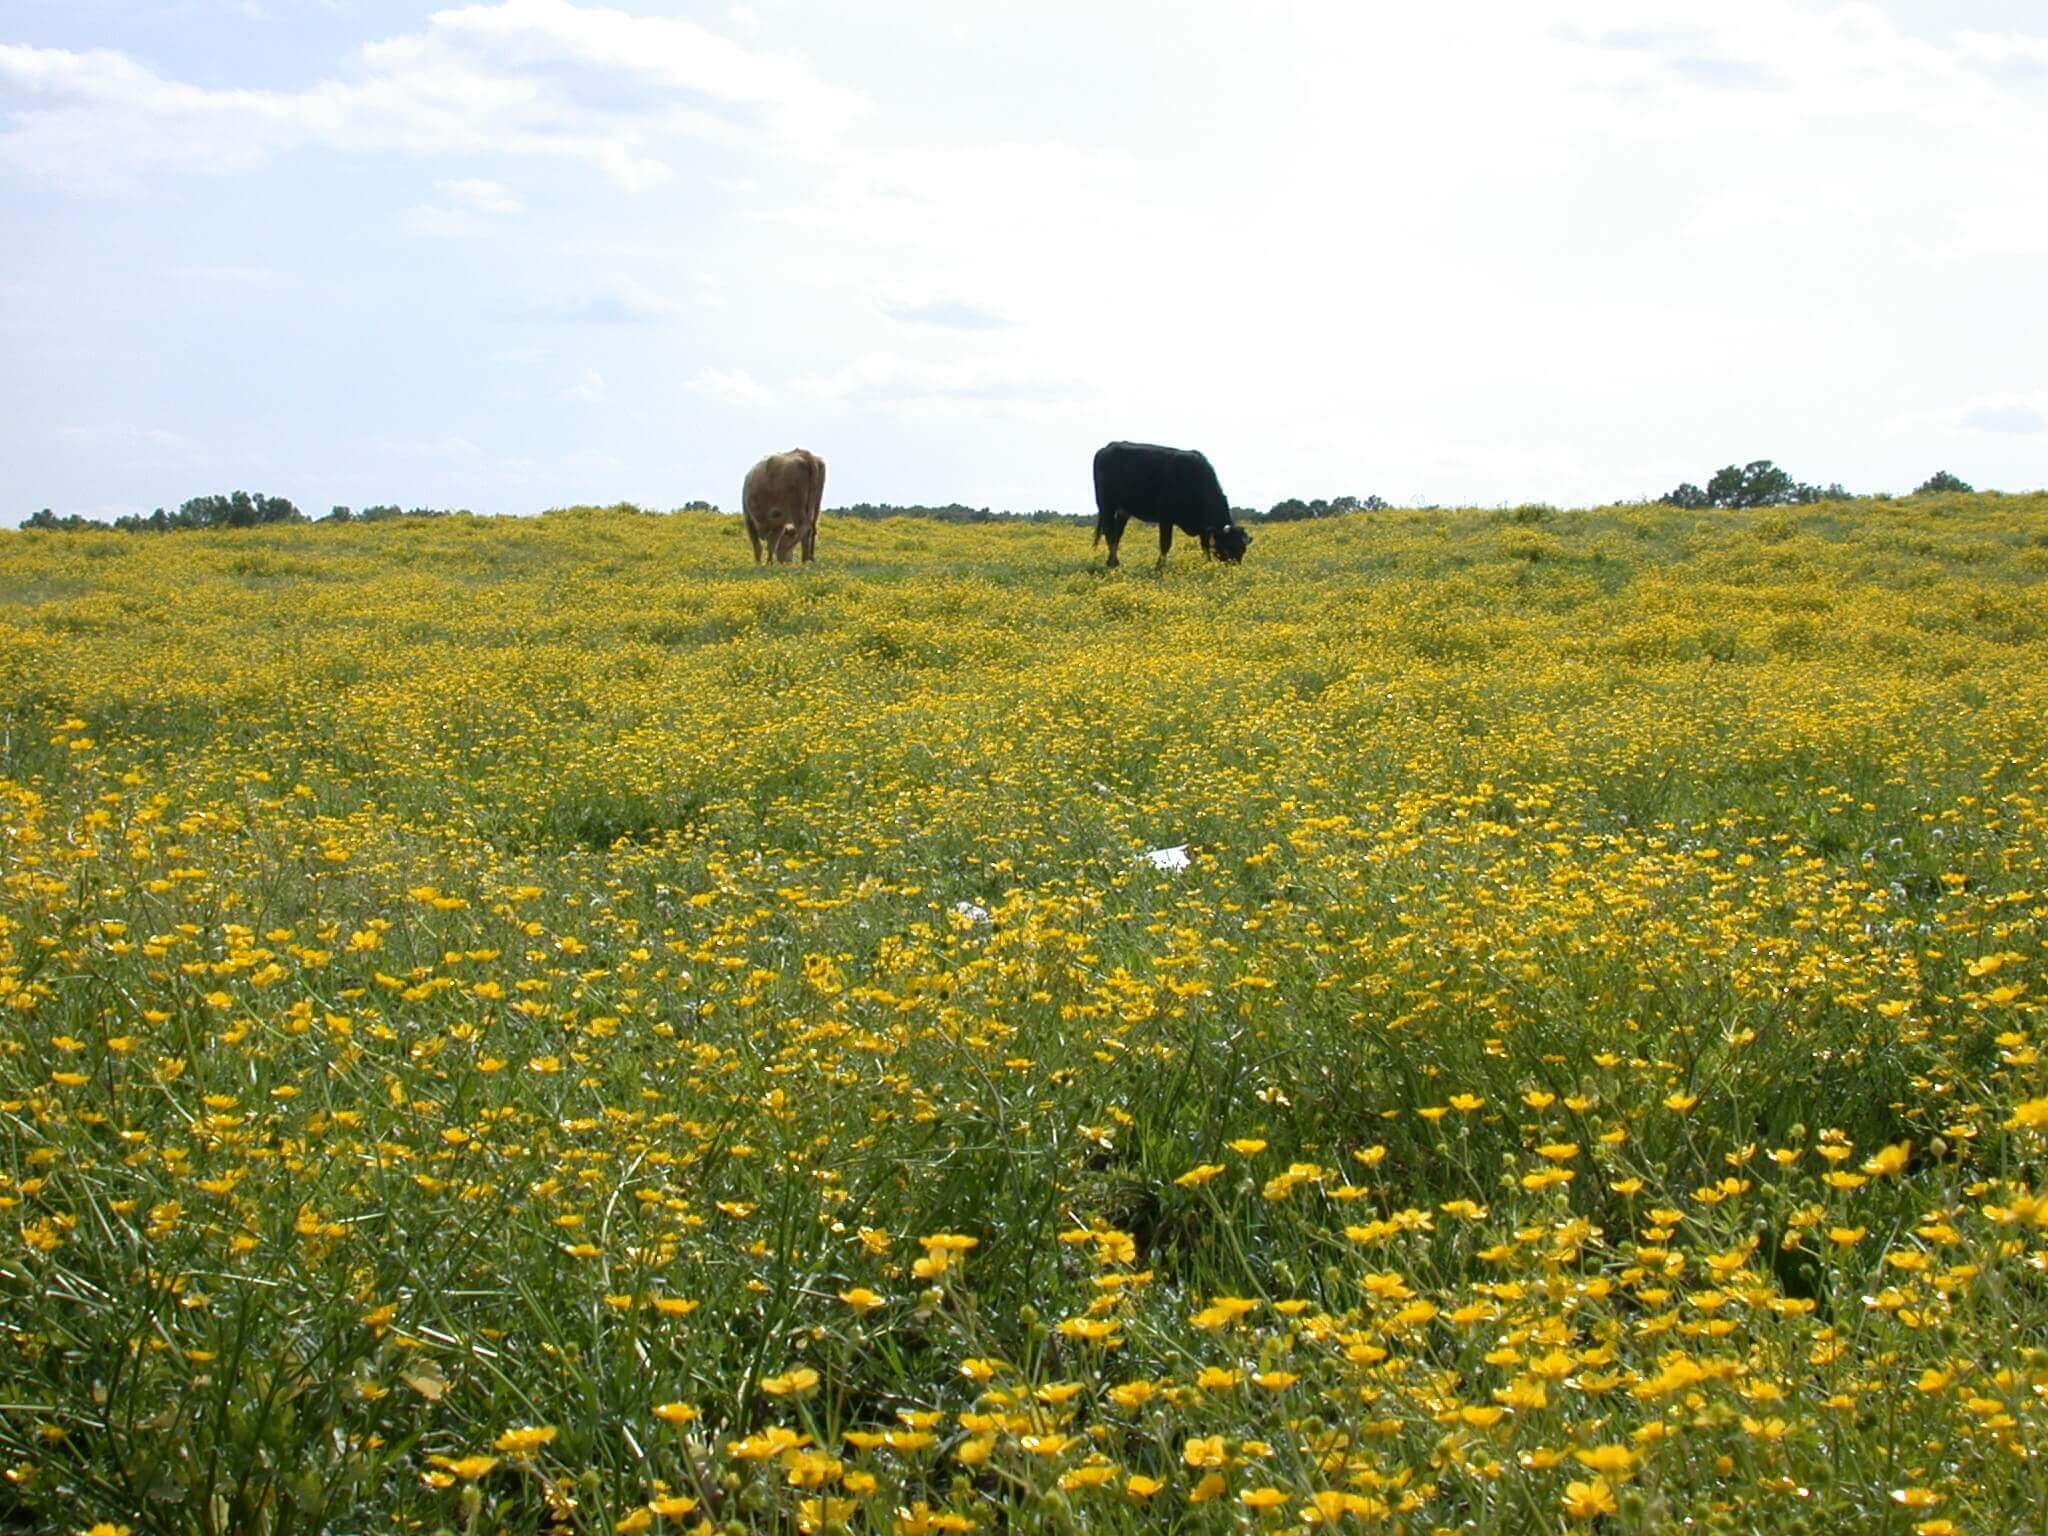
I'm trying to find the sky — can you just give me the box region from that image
[3,0,2046,521]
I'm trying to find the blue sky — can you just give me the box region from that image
[4,0,2047,520]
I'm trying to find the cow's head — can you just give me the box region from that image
[1214,523,1251,563]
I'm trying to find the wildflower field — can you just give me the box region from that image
[5,496,2048,1536]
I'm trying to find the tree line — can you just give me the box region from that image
[20,496,472,532]
[828,503,1083,524]
[14,467,1991,532]
[1661,463,1972,509]
[1253,495,1389,522]
[24,492,306,533]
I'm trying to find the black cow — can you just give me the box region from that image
[1091,441,1251,568]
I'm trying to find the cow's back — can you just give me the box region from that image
[744,451,818,520]
[1094,441,1224,527]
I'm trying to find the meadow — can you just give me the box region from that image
[2,496,2047,1536]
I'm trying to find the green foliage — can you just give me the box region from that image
[20,492,306,533]
[18,497,479,533]
[21,508,96,531]
[179,491,304,528]
[1664,461,1851,510]
[1917,470,1975,495]
[1258,494,1387,521]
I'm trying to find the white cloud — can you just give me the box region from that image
[562,367,607,403]
[529,274,690,324]
[437,177,522,216]
[406,176,524,236]
[189,265,305,291]
[367,431,487,462]
[411,0,863,143]
[687,366,770,404]
[878,293,1012,331]
[1917,392,2048,435]
[791,351,1090,416]
[58,423,214,465]
[1961,399,2048,434]
[1887,392,2048,441]
[0,0,863,193]
[404,206,492,238]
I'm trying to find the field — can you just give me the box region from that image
[3,497,2048,1536]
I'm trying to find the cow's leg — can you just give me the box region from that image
[748,524,764,564]
[1104,514,1127,568]
[1158,523,1174,563]
[1199,530,1213,558]
[801,521,817,563]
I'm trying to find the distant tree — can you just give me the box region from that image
[680,500,717,513]
[1715,461,1796,508]
[22,508,100,530]
[1915,470,1974,495]
[23,494,318,533]
[1246,495,1386,522]
[359,505,403,522]
[1665,462,1836,510]
[325,506,354,523]
[173,492,305,529]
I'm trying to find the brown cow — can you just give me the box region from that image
[742,449,826,564]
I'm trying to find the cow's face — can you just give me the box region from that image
[1215,524,1251,563]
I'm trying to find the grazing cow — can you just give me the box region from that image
[1091,441,1250,568]
[742,449,826,564]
